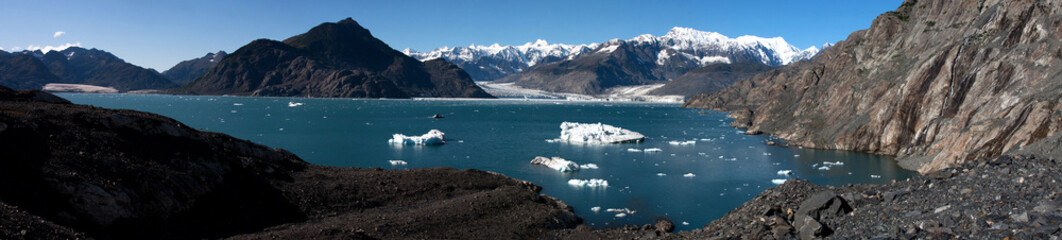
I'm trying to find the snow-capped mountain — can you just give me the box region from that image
[403,40,598,82]
[497,27,823,95]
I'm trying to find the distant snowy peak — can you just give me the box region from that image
[403,39,599,81]
[624,27,821,66]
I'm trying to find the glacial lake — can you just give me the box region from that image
[59,93,916,231]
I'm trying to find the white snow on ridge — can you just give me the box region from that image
[403,39,599,68]
[389,129,446,145]
[554,122,645,144]
[596,45,620,54]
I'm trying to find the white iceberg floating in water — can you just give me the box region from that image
[771,179,788,185]
[682,221,690,226]
[777,170,793,176]
[615,213,627,218]
[657,173,667,176]
[389,160,408,166]
[590,206,602,213]
[530,156,580,172]
[389,129,445,145]
[817,166,831,171]
[627,148,643,152]
[668,140,696,145]
[683,173,696,178]
[870,174,882,178]
[568,178,609,188]
[644,148,663,152]
[288,101,304,107]
[823,161,844,166]
[579,163,599,169]
[553,122,645,144]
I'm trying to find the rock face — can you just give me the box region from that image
[0,85,575,239]
[499,27,820,95]
[649,61,776,97]
[162,51,227,85]
[178,18,492,98]
[684,0,1062,173]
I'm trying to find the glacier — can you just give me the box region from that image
[530,156,580,172]
[553,122,645,144]
[388,129,445,145]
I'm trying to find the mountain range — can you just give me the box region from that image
[162,51,227,85]
[0,47,176,91]
[403,40,598,82]
[177,18,492,98]
[684,0,1062,173]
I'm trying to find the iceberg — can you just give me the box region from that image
[579,163,599,169]
[817,166,831,171]
[388,129,446,145]
[530,156,580,172]
[777,170,793,176]
[389,160,408,166]
[590,206,602,213]
[668,140,696,145]
[657,173,667,176]
[627,148,643,152]
[870,174,882,178]
[568,178,609,188]
[644,148,663,152]
[288,101,304,107]
[771,179,787,185]
[683,173,696,178]
[823,161,844,166]
[554,122,645,144]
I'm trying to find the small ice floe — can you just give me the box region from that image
[615,213,627,218]
[682,221,690,226]
[568,178,609,188]
[771,179,788,185]
[668,140,696,146]
[233,103,244,106]
[627,148,643,152]
[683,173,696,178]
[388,129,445,145]
[388,160,408,166]
[531,156,580,172]
[794,154,801,157]
[579,163,599,169]
[657,173,667,176]
[553,122,645,144]
[763,152,773,156]
[777,170,793,176]
[823,161,844,166]
[870,175,882,178]
[644,148,663,152]
[288,101,304,107]
[590,206,602,213]
[817,166,831,171]
[606,208,636,217]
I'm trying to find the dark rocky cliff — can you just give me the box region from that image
[178,18,492,98]
[0,85,571,239]
[650,61,776,97]
[685,0,1062,173]
[162,51,227,85]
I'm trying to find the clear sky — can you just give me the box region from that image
[1,0,903,71]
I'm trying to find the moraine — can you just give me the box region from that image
[59,93,914,231]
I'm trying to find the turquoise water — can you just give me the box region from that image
[59,93,916,231]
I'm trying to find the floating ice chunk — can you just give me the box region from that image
[389,160,408,166]
[288,101,304,107]
[233,103,243,106]
[615,213,627,218]
[823,161,844,166]
[870,175,882,178]
[627,148,643,152]
[389,129,445,145]
[817,166,831,171]
[591,206,601,213]
[772,179,787,185]
[668,140,696,145]
[644,148,663,152]
[579,163,599,169]
[553,122,645,144]
[606,208,636,215]
[682,221,690,226]
[568,178,608,188]
[531,156,579,172]
[777,170,793,176]
[657,173,667,176]
[683,173,696,178]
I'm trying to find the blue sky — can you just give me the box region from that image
[1,0,902,71]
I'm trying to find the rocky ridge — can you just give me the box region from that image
[403,39,599,82]
[177,18,492,98]
[162,51,227,85]
[684,0,1062,173]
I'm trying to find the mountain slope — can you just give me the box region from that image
[0,50,63,90]
[163,51,227,85]
[499,27,820,95]
[649,61,776,97]
[33,47,177,91]
[403,40,598,82]
[684,0,1062,173]
[179,18,491,98]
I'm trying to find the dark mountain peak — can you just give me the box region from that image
[337,17,358,25]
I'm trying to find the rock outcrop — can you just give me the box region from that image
[684,0,1062,173]
[649,61,776,97]
[177,18,493,98]
[0,85,573,239]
